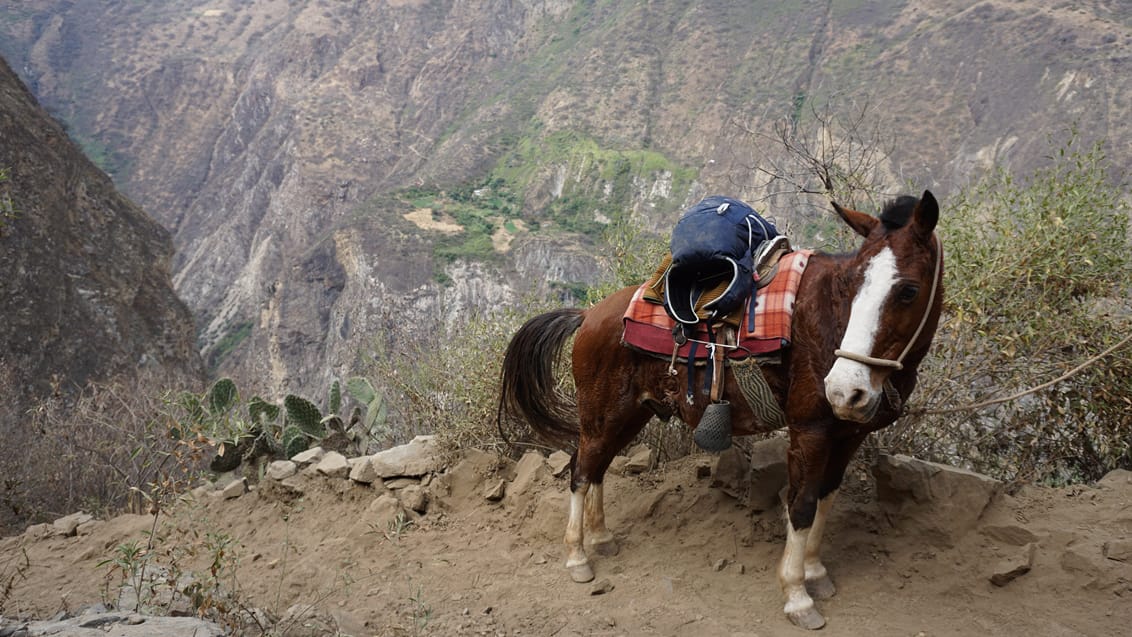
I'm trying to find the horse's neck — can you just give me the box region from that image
[792,253,850,360]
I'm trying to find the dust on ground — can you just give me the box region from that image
[1,448,1130,636]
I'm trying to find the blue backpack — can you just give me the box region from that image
[663,196,779,327]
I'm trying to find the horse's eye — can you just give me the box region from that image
[896,284,920,304]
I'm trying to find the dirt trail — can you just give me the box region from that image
[2,448,1130,636]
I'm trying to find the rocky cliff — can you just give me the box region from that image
[1,0,1129,398]
[0,57,202,426]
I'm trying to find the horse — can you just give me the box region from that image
[497,191,943,629]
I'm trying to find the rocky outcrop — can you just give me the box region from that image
[0,56,201,426]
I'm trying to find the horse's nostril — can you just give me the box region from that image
[849,389,867,407]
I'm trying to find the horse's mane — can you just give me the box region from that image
[879,195,919,230]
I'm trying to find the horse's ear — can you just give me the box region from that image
[913,190,939,239]
[831,201,879,238]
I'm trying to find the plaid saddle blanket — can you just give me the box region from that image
[621,250,812,360]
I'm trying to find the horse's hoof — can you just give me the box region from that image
[568,563,595,583]
[591,538,620,557]
[787,607,826,630]
[806,575,837,600]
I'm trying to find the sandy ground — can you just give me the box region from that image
[2,448,1130,636]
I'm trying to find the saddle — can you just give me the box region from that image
[625,196,793,453]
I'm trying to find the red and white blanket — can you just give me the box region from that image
[621,250,812,360]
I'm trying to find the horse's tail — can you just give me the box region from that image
[497,308,585,448]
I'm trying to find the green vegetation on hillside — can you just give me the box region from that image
[391,130,696,284]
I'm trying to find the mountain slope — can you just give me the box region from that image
[1,0,1130,397]
[0,56,202,426]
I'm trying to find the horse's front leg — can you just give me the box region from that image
[779,431,867,628]
[778,435,831,630]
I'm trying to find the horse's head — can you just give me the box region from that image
[822,191,943,423]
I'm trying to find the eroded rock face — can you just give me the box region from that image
[873,453,1003,547]
[0,57,201,427]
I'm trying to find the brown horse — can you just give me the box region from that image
[498,192,943,629]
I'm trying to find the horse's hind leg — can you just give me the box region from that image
[803,490,838,600]
[564,406,651,583]
[584,482,619,556]
[565,481,595,582]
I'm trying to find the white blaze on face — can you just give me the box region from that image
[824,247,899,420]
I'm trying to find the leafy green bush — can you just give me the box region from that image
[886,136,1132,485]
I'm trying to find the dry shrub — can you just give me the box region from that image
[370,300,562,459]
[1,371,209,531]
[880,136,1132,485]
[377,218,699,462]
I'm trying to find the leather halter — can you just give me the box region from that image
[833,234,942,372]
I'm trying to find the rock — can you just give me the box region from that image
[548,450,572,477]
[24,523,52,539]
[316,451,351,478]
[981,524,1039,546]
[400,485,429,513]
[52,512,93,537]
[608,456,631,476]
[712,558,728,572]
[266,460,298,481]
[484,479,506,502]
[291,446,326,466]
[1097,469,1132,488]
[695,458,713,479]
[348,456,380,484]
[10,612,225,636]
[748,436,789,511]
[590,578,614,595]
[711,446,750,499]
[624,444,655,474]
[1103,539,1132,562]
[359,495,404,533]
[1060,545,1100,574]
[989,543,1037,586]
[872,453,1002,546]
[385,478,419,490]
[508,451,548,498]
[368,435,443,478]
[221,478,247,500]
[76,519,101,536]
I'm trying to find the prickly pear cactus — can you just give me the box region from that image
[207,378,238,416]
[284,394,326,438]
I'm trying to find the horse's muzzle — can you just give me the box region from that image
[824,360,882,422]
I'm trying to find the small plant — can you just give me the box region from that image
[98,540,149,612]
[385,511,414,542]
[408,580,433,634]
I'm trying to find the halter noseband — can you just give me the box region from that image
[833,234,942,372]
